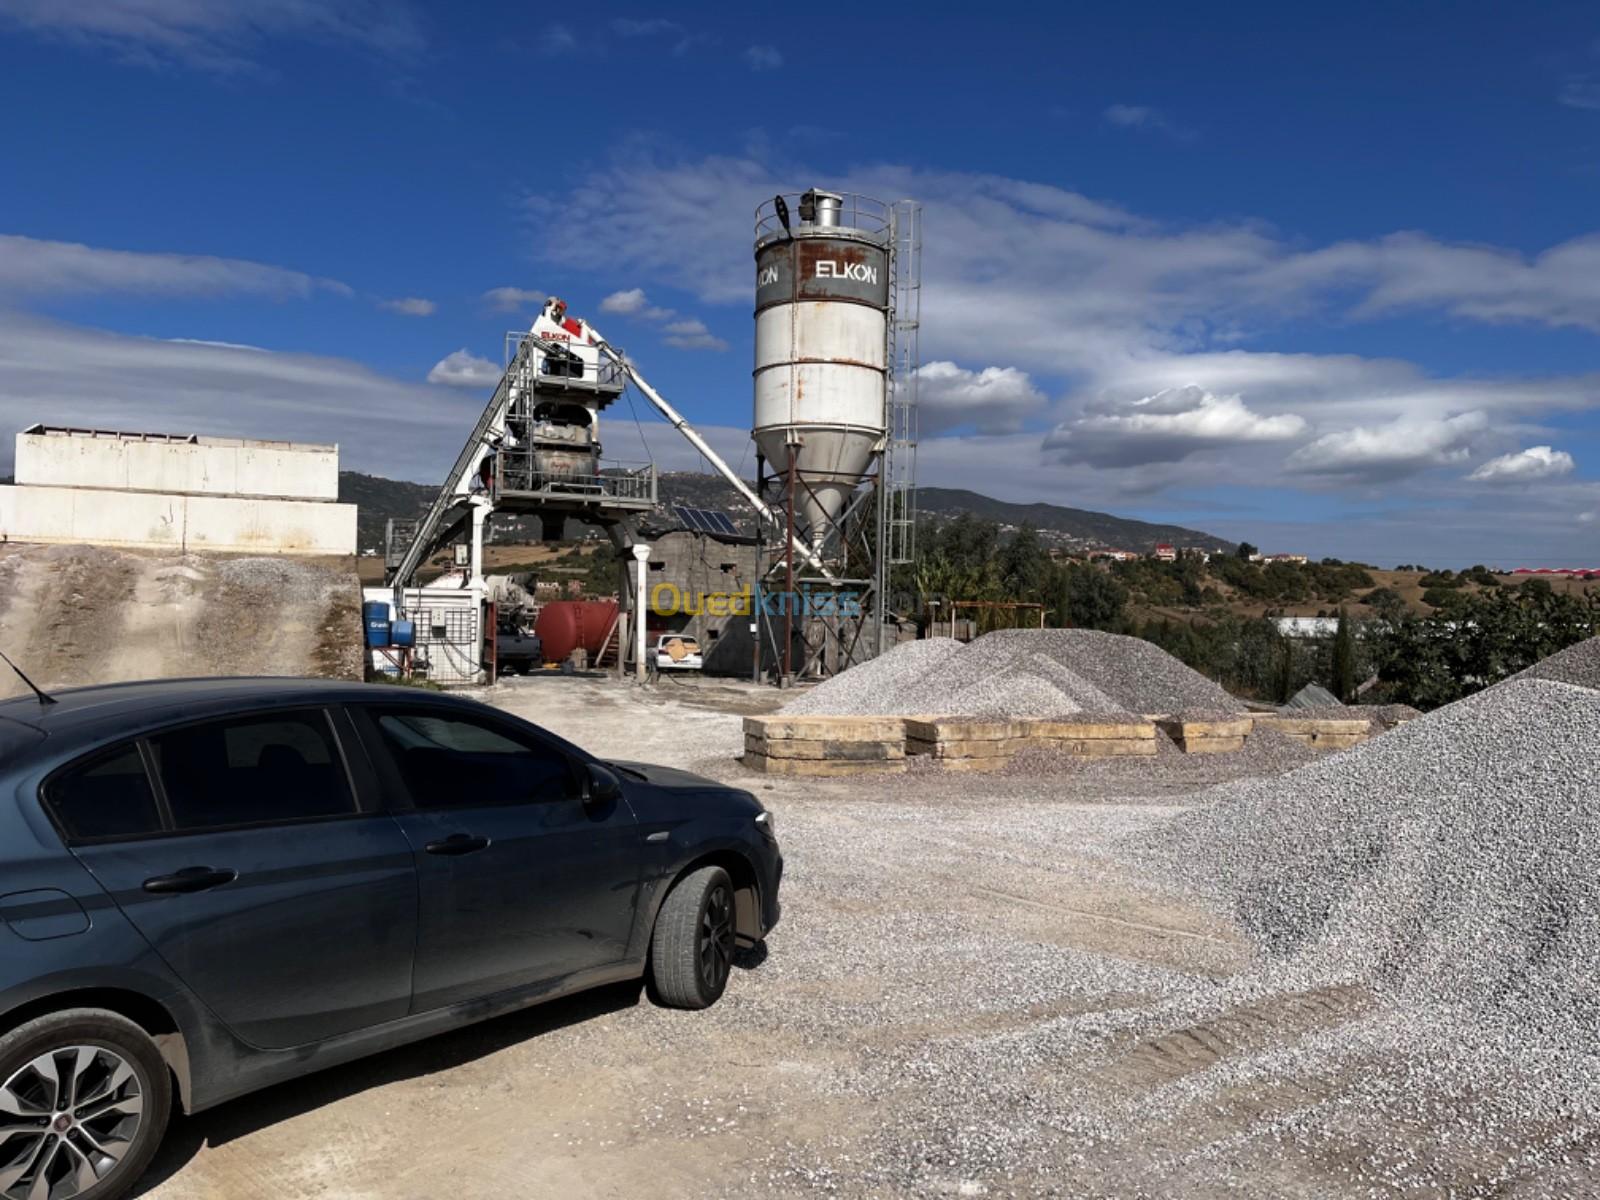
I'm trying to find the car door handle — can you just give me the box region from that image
[142,867,238,894]
[424,834,491,856]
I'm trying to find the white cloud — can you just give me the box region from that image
[426,349,500,388]
[528,150,1600,353]
[744,44,782,71]
[0,234,349,299]
[605,16,708,55]
[540,23,576,56]
[380,296,435,317]
[599,287,648,315]
[595,286,722,347]
[1287,412,1489,482]
[0,311,466,482]
[1047,385,1306,467]
[610,17,678,36]
[0,0,424,70]
[1561,76,1600,111]
[1102,104,1193,140]
[1467,445,1576,484]
[1103,104,1157,127]
[481,286,545,312]
[914,362,1047,435]
[660,318,728,352]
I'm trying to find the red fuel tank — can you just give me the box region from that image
[534,599,620,663]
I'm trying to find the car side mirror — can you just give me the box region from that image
[585,762,622,805]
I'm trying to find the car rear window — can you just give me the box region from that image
[146,710,356,831]
[48,745,163,842]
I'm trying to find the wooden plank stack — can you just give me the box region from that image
[1156,716,1254,754]
[1252,715,1372,750]
[742,715,908,776]
[904,717,1157,771]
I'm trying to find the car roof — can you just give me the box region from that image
[0,676,483,751]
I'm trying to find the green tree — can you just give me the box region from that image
[1236,541,1259,560]
[1364,586,1405,620]
[1055,564,1129,631]
[999,524,1048,600]
[1331,608,1356,702]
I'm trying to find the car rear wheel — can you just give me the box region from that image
[0,1009,170,1200]
[649,866,736,1009]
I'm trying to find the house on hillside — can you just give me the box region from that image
[1153,543,1177,562]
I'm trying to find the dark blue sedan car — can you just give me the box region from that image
[0,677,780,1200]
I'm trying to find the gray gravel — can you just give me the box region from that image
[781,637,963,715]
[1140,678,1600,1041]
[785,628,1240,719]
[1507,635,1600,692]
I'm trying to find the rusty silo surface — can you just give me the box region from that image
[752,190,893,551]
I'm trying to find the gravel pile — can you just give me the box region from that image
[784,628,1239,719]
[781,637,962,715]
[1507,634,1600,692]
[1141,678,1600,1043]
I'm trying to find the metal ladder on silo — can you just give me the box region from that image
[884,200,922,566]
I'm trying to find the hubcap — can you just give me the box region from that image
[0,1046,143,1200]
[699,884,735,994]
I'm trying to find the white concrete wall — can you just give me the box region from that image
[0,484,356,556]
[15,432,339,501]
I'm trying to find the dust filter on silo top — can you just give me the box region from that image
[752,189,892,552]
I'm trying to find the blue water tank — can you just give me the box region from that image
[363,601,392,649]
[390,619,416,649]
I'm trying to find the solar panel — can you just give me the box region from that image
[672,505,740,537]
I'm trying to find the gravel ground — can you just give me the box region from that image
[141,671,1599,1199]
[786,628,1239,719]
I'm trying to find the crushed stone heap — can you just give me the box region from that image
[783,628,1241,719]
[1506,634,1600,692]
[1141,678,1600,1044]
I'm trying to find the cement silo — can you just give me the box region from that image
[753,190,892,553]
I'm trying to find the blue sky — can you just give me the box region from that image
[1,1,1598,565]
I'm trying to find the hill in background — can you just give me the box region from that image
[337,470,1229,556]
[915,487,1233,554]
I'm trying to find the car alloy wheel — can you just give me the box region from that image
[0,1046,144,1200]
[699,882,735,995]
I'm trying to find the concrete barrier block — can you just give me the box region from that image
[742,753,906,777]
[744,734,904,762]
[744,715,908,743]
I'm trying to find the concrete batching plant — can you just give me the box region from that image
[380,188,918,685]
